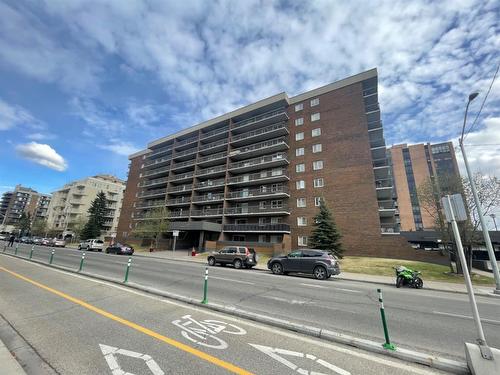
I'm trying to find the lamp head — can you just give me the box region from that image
[468,92,479,102]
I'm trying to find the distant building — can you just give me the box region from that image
[0,185,51,232]
[389,142,461,231]
[46,175,125,239]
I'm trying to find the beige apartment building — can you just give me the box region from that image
[46,175,125,239]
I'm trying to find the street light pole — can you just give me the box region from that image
[460,92,500,294]
[490,214,498,232]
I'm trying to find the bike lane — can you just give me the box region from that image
[0,255,445,375]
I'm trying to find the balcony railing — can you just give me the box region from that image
[190,208,224,217]
[228,153,287,170]
[144,156,171,167]
[372,158,389,168]
[168,184,193,193]
[227,169,288,185]
[196,165,226,177]
[380,224,399,234]
[139,177,168,187]
[199,138,228,151]
[169,210,190,218]
[171,159,196,170]
[378,200,397,209]
[231,122,288,142]
[226,187,288,199]
[224,206,290,215]
[170,172,194,182]
[200,126,229,140]
[192,194,225,203]
[375,179,393,188]
[176,136,198,147]
[166,197,191,205]
[138,188,167,198]
[232,138,288,156]
[194,179,226,189]
[136,201,165,209]
[223,224,291,233]
[143,166,170,177]
[174,147,198,158]
[148,145,172,158]
[198,151,227,164]
[365,103,380,113]
[232,109,287,129]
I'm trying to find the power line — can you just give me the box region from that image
[463,63,499,141]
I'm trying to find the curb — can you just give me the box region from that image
[1,252,469,374]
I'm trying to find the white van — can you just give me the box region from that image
[78,239,104,252]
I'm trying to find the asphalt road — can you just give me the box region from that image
[0,255,448,375]
[2,242,500,363]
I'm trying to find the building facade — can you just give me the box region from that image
[389,142,460,231]
[46,175,125,239]
[0,185,51,232]
[117,69,432,259]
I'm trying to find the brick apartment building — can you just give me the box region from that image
[389,142,461,231]
[117,69,437,260]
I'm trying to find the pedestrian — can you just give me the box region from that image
[8,234,15,247]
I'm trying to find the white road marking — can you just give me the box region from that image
[211,276,255,285]
[249,343,351,375]
[300,283,327,289]
[262,295,314,305]
[335,288,361,294]
[432,311,500,325]
[99,344,164,375]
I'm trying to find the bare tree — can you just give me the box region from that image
[131,207,170,250]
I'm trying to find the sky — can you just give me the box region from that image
[0,1,499,219]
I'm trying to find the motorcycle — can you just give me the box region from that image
[394,266,423,289]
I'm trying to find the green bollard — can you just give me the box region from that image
[201,267,209,304]
[78,252,86,272]
[29,245,35,260]
[49,249,55,264]
[377,288,396,351]
[124,257,132,283]
[15,243,19,255]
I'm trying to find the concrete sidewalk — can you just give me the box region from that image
[0,339,26,375]
[135,249,499,297]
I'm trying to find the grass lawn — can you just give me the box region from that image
[340,256,495,285]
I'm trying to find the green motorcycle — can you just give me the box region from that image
[394,266,423,289]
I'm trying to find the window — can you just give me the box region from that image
[310,98,319,107]
[295,117,304,126]
[297,198,306,207]
[297,217,307,226]
[314,178,324,188]
[271,200,283,208]
[314,197,322,206]
[312,144,322,153]
[298,236,308,246]
[296,180,305,190]
[296,147,304,157]
[296,163,305,173]
[313,160,324,170]
[295,103,303,112]
[311,113,320,122]
[312,128,321,137]
[295,132,304,141]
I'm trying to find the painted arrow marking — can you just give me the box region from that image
[249,344,351,375]
[99,344,164,375]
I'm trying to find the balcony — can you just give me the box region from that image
[194,179,226,190]
[378,200,398,217]
[380,223,400,234]
[365,102,380,114]
[173,147,198,160]
[143,155,171,169]
[228,153,288,173]
[232,109,289,133]
[139,177,168,187]
[363,86,377,97]
[169,210,190,219]
[147,145,172,159]
[227,169,289,186]
[231,122,289,146]
[143,166,170,178]
[190,208,224,217]
[224,206,290,216]
[175,136,198,149]
[223,224,291,233]
[200,126,229,141]
[170,172,194,183]
[167,184,193,195]
[230,138,289,160]
[199,138,228,154]
[171,159,196,172]
[192,194,225,203]
[166,197,191,206]
[226,187,289,201]
[136,201,165,209]
[198,151,227,167]
[196,165,227,178]
[138,188,167,198]
[375,179,393,199]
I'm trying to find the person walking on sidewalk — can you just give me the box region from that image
[8,234,15,247]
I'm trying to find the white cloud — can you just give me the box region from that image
[98,141,140,156]
[0,99,38,131]
[15,142,68,171]
[26,132,56,141]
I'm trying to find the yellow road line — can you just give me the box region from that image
[0,266,254,375]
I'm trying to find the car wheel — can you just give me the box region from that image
[313,266,327,280]
[208,257,216,266]
[271,262,283,275]
[233,259,242,269]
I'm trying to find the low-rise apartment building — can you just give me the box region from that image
[117,68,439,261]
[46,175,125,239]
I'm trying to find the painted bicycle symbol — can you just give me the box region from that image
[172,314,246,349]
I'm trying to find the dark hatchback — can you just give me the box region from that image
[267,249,340,280]
[105,243,134,255]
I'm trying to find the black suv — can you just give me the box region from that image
[207,246,257,269]
[267,249,340,280]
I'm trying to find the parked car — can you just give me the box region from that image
[267,249,341,280]
[53,239,66,248]
[207,246,257,269]
[105,243,134,255]
[20,236,32,244]
[0,234,7,241]
[41,238,52,246]
[78,239,104,252]
[32,237,43,245]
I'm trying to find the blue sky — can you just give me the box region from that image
[0,0,499,198]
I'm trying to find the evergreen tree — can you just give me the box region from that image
[81,192,108,240]
[308,200,344,258]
